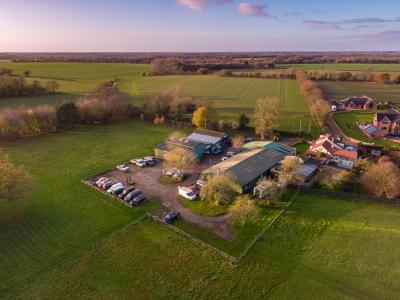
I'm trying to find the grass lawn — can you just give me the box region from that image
[333,111,400,149]
[0,121,173,298]
[293,141,310,154]
[10,193,400,299]
[318,81,400,105]
[280,63,400,73]
[0,62,319,137]
[178,196,229,217]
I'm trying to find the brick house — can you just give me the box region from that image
[333,96,377,111]
[373,108,400,136]
[308,134,358,169]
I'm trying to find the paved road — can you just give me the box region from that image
[326,117,367,146]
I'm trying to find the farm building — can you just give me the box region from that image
[202,147,286,193]
[299,157,321,183]
[155,129,229,159]
[241,141,296,156]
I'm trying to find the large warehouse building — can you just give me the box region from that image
[202,144,292,193]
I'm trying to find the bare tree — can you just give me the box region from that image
[229,195,260,225]
[254,97,281,140]
[361,161,400,199]
[164,146,196,170]
[231,135,245,152]
[200,173,240,207]
[278,156,303,187]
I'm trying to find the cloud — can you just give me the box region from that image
[176,0,231,11]
[304,17,400,31]
[356,30,400,43]
[303,20,341,30]
[237,3,273,18]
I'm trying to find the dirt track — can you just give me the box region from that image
[92,158,235,241]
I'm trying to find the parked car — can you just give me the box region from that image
[221,156,229,161]
[114,187,125,196]
[107,182,123,193]
[227,150,237,157]
[118,186,136,199]
[178,186,197,200]
[163,211,180,224]
[124,189,142,202]
[144,158,156,166]
[131,158,147,167]
[116,164,130,173]
[129,194,146,206]
[187,185,200,196]
[172,169,184,181]
[164,167,178,177]
[99,179,113,189]
[196,178,206,187]
[103,180,118,190]
[95,177,107,187]
[244,137,255,143]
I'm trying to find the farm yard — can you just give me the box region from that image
[0,62,318,136]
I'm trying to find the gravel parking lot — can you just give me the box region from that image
[87,155,235,240]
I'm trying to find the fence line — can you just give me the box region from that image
[146,213,239,264]
[81,179,133,208]
[237,189,299,262]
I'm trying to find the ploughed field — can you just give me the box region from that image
[318,81,400,104]
[1,120,400,299]
[0,62,317,136]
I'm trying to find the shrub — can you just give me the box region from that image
[56,102,80,128]
[200,173,240,207]
[229,195,260,225]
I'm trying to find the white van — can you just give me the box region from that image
[178,186,197,200]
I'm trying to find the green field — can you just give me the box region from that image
[280,63,400,73]
[0,62,318,136]
[0,121,173,297]
[318,81,400,104]
[10,193,400,299]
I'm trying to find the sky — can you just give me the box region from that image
[1,0,400,52]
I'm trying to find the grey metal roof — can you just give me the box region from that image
[187,132,222,145]
[300,157,321,178]
[203,148,283,187]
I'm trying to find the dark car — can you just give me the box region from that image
[113,187,125,196]
[103,180,118,190]
[163,211,180,224]
[124,189,142,202]
[118,186,136,199]
[129,194,146,206]
[145,159,156,166]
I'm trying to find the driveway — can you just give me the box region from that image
[93,158,235,241]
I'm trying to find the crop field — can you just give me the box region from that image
[8,192,400,299]
[0,62,318,136]
[318,81,400,104]
[280,63,400,73]
[0,121,173,297]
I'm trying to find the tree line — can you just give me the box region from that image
[0,69,60,97]
[0,82,135,140]
[295,69,331,128]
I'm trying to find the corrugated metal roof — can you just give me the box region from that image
[203,148,283,187]
[241,141,295,156]
[187,133,222,145]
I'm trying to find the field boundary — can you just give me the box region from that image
[5,215,147,299]
[301,187,400,204]
[237,189,299,261]
[146,213,239,264]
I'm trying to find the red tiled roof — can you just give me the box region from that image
[331,149,358,160]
